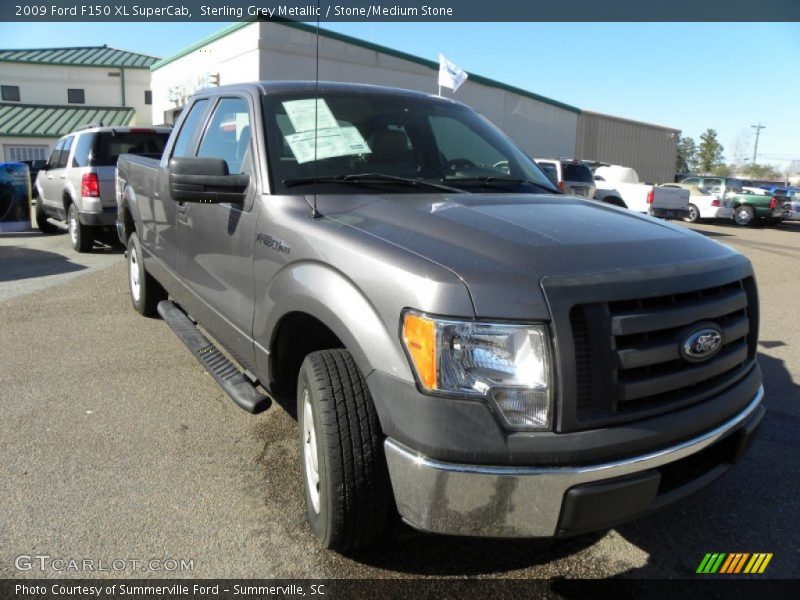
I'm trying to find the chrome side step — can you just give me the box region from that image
[157,300,271,414]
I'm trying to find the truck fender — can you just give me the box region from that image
[255,261,413,387]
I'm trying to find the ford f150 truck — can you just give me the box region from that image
[116,82,764,551]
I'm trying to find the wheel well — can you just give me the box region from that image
[122,203,136,242]
[270,312,345,393]
[603,196,626,208]
[62,191,73,215]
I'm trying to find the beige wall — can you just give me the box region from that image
[576,111,678,184]
[0,62,152,125]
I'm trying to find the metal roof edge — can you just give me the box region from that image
[579,109,681,133]
[151,19,582,114]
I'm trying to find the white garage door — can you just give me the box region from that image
[4,145,49,162]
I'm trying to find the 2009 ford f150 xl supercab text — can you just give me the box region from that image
[116,82,764,551]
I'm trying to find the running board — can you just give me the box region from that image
[157,300,271,414]
[47,218,69,230]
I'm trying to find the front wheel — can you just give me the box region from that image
[34,198,58,234]
[297,349,392,551]
[684,203,700,223]
[68,203,94,252]
[127,231,166,317]
[734,205,755,227]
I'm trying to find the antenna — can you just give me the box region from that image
[309,0,322,218]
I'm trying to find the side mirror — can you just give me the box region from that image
[168,157,249,204]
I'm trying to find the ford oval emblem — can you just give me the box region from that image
[681,327,723,362]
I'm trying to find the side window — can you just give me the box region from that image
[47,139,64,169]
[683,177,700,186]
[196,98,252,175]
[704,178,722,189]
[171,99,209,159]
[537,162,559,184]
[56,136,73,169]
[72,134,94,167]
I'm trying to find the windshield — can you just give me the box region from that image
[262,91,558,195]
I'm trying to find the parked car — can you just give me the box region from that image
[534,158,596,199]
[116,82,764,551]
[21,159,47,198]
[679,175,744,197]
[593,165,690,218]
[662,183,733,223]
[786,196,800,221]
[728,189,790,226]
[35,125,170,251]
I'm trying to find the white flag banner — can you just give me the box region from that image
[438,54,468,92]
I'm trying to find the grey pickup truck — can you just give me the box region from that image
[116,82,765,551]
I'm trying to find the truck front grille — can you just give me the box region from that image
[567,277,757,428]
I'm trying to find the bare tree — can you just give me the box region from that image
[730,129,752,173]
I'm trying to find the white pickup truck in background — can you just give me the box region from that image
[594,165,689,219]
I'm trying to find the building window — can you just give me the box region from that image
[4,144,49,162]
[67,88,85,104]
[1,85,21,101]
[144,90,152,105]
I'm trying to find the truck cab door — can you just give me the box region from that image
[40,137,70,214]
[175,96,259,371]
[145,99,211,281]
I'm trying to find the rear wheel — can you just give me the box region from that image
[68,203,94,252]
[127,231,166,317]
[297,349,392,551]
[734,205,755,226]
[34,198,58,234]
[684,203,700,223]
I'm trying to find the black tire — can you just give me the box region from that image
[126,231,167,317]
[34,198,58,234]
[734,205,755,227]
[684,203,700,223]
[67,202,94,252]
[297,349,391,551]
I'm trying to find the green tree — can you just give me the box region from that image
[741,163,782,180]
[697,129,724,173]
[676,135,698,173]
[710,164,733,176]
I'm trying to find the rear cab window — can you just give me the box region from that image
[561,162,594,183]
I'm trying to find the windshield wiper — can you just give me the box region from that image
[442,176,559,193]
[283,173,465,193]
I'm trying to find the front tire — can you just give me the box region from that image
[35,198,58,234]
[127,231,166,317]
[68,203,94,252]
[297,349,391,551]
[734,205,755,227]
[684,203,700,223]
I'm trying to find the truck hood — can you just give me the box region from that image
[320,193,742,319]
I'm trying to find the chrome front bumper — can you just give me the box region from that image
[385,386,764,538]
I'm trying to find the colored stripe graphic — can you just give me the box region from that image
[697,552,772,574]
[697,553,727,574]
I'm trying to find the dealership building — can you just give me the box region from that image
[150,20,679,183]
[0,45,157,163]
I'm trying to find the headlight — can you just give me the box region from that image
[401,311,553,430]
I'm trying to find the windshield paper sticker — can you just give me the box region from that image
[282,98,339,132]
[285,126,371,164]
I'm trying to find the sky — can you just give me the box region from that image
[2,21,799,168]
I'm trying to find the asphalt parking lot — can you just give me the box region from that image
[1,220,798,580]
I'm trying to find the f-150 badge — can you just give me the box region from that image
[256,233,290,254]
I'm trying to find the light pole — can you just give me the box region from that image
[751,123,765,165]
